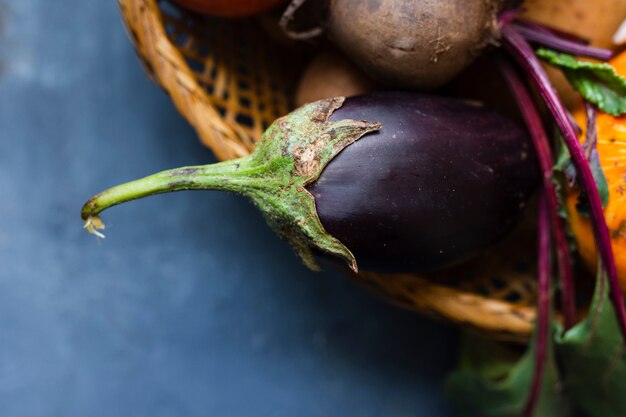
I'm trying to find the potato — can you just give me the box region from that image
[294,49,376,107]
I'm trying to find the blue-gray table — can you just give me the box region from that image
[0,1,457,416]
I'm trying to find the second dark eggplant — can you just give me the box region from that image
[81,92,539,273]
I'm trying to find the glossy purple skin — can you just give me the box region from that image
[307,92,539,273]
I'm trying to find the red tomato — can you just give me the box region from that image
[173,0,286,17]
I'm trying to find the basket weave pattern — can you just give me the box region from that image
[119,0,542,340]
[120,0,294,160]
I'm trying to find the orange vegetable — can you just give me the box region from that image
[567,52,626,289]
[294,50,375,108]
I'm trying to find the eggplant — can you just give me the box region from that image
[82,92,539,273]
[309,92,538,272]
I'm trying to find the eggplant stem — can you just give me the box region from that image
[513,24,613,61]
[497,55,577,330]
[523,192,552,417]
[81,156,266,228]
[501,24,626,341]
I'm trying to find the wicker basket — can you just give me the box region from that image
[118,0,551,341]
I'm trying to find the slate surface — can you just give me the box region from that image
[0,1,457,416]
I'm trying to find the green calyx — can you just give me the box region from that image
[81,97,381,272]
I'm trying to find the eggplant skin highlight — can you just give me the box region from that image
[307,92,539,272]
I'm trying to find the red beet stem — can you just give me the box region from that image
[498,8,522,28]
[501,24,626,340]
[513,24,613,61]
[497,55,577,329]
[515,18,591,46]
[523,192,552,417]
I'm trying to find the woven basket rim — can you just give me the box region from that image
[117,0,553,341]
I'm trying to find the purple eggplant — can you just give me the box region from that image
[309,92,539,272]
[81,92,539,273]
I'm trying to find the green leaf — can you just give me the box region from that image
[555,271,626,417]
[553,132,572,176]
[445,332,569,417]
[590,150,610,210]
[537,48,626,116]
[576,147,610,216]
[552,130,575,219]
[551,128,609,218]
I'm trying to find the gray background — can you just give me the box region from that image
[0,1,457,416]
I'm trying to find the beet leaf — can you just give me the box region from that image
[445,332,568,417]
[555,270,626,417]
[537,49,626,116]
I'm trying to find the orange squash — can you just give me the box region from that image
[567,52,626,289]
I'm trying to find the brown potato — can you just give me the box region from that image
[523,0,626,107]
[294,50,376,107]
